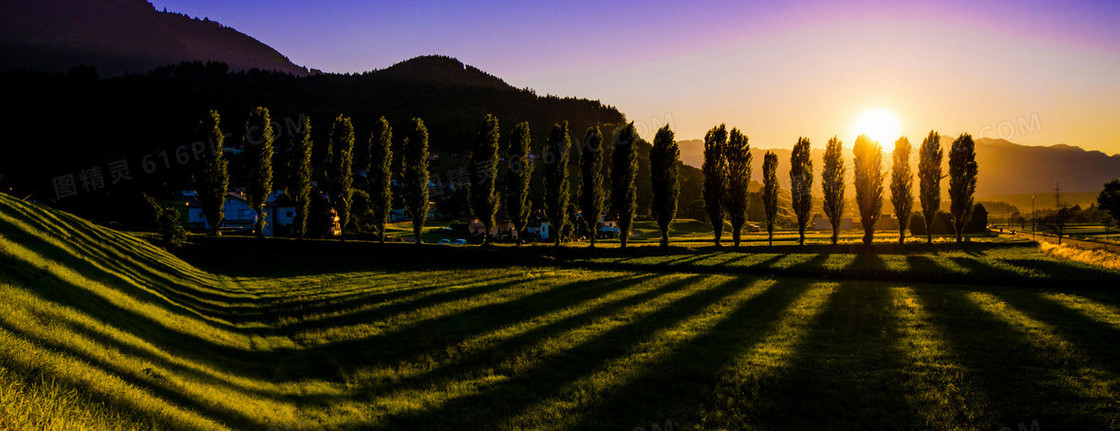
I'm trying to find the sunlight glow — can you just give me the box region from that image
[851,109,902,150]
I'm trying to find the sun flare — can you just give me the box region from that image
[851,109,902,150]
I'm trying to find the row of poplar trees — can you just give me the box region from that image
[191,108,432,243]
[191,109,687,248]
[491,118,681,249]
[701,125,979,247]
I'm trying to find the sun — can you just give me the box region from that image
[851,109,902,150]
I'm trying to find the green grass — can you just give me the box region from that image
[1,192,1119,429]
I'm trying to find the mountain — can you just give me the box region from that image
[678,137,1120,200]
[970,138,1120,196]
[0,0,307,76]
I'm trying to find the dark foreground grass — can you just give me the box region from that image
[1,192,1119,430]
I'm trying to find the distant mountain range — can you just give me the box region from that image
[1,0,308,76]
[679,137,1120,200]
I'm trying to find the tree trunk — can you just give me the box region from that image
[255,208,267,238]
[768,230,773,246]
[732,228,741,248]
[863,229,873,245]
[831,226,839,245]
[660,230,669,249]
[798,228,806,246]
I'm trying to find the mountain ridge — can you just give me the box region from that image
[0,0,308,76]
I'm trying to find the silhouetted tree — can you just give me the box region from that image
[821,136,846,245]
[790,137,813,245]
[290,116,313,239]
[853,134,884,245]
[1098,178,1120,225]
[890,136,914,244]
[613,122,639,248]
[543,122,571,247]
[580,127,605,247]
[327,115,355,238]
[702,124,728,246]
[469,114,500,245]
[762,151,779,246]
[195,110,228,236]
[506,122,533,245]
[650,125,680,249]
[243,107,274,237]
[949,133,978,243]
[725,128,752,247]
[919,130,943,243]
[369,116,393,243]
[965,203,989,233]
[403,118,430,245]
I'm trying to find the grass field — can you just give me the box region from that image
[2,192,1120,430]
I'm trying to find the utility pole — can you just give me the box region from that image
[1054,182,1065,245]
[1031,194,1036,241]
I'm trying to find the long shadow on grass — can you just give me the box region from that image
[298,273,659,376]
[987,289,1120,377]
[0,202,229,304]
[373,275,758,430]
[912,286,1114,429]
[565,278,816,430]
[0,215,245,322]
[0,318,267,431]
[245,274,541,338]
[1004,258,1120,285]
[302,274,705,405]
[749,261,923,429]
[0,350,221,431]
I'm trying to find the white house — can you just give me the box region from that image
[187,191,296,236]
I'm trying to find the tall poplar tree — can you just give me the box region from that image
[949,133,978,243]
[195,110,228,236]
[244,107,274,238]
[327,115,354,238]
[821,136,846,245]
[470,114,500,245]
[290,115,313,239]
[506,122,533,245]
[650,125,679,249]
[762,151,779,246]
[790,137,813,245]
[890,136,914,244]
[369,116,393,243]
[702,124,728,246]
[542,122,571,247]
[612,122,639,248]
[853,134,884,245]
[725,128,752,247]
[580,127,605,247]
[403,118,430,245]
[919,130,943,243]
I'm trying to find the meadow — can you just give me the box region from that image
[1,192,1119,430]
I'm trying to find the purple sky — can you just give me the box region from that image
[151,0,1120,152]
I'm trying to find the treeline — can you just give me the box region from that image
[187,107,686,249]
[697,127,981,246]
[190,106,996,249]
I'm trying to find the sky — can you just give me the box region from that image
[150,0,1120,154]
